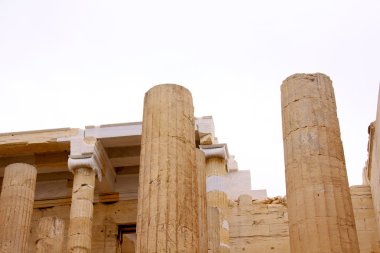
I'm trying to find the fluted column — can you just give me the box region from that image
[36,216,65,253]
[207,207,221,253]
[281,73,360,253]
[202,145,230,253]
[67,158,97,253]
[196,149,208,253]
[136,84,198,253]
[0,163,37,253]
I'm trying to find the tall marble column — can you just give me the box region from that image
[196,149,208,253]
[202,145,230,253]
[281,73,360,253]
[36,216,65,253]
[136,84,199,253]
[207,207,221,253]
[67,158,97,253]
[0,163,37,253]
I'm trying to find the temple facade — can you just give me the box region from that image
[0,75,378,252]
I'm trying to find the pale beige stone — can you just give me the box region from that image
[196,149,208,253]
[351,185,380,253]
[121,234,136,253]
[206,157,227,177]
[208,207,221,253]
[281,73,360,253]
[36,216,65,253]
[238,194,252,206]
[229,198,290,253]
[2,80,379,253]
[0,163,37,253]
[367,89,380,240]
[28,199,138,253]
[67,167,96,253]
[206,156,230,253]
[136,84,199,253]
[200,133,213,145]
[229,187,380,253]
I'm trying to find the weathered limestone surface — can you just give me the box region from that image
[196,149,208,253]
[208,207,221,253]
[229,195,290,253]
[362,122,375,185]
[206,156,230,253]
[121,234,136,253]
[136,84,199,253]
[206,157,227,177]
[0,163,37,253]
[351,185,380,253]
[29,205,71,253]
[67,167,96,253]
[229,191,379,253]
[0,128,78,157]
[28,200,138,253]
[281,73,360,253]
[368,88,380,238]
[36,216,65,253]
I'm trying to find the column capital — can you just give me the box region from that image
[199,144,238,171]
[68,136,102,179]
[68,136,115,187]
[68,155,100,177]
[199,144,228,160]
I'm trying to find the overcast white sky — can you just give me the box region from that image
[0,0,379,196]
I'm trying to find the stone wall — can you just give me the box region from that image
[28,199,137,253]
[229,190,380,253]
[26,186,380,253]
[229,195,290,253]
[351,185,380,253]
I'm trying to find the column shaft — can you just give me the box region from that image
[67,167,96,253]
[136,84,198,253]
[207,207,220,253]
[0,163,37,253]
[36,216,65,253]
[206,157,230,253]
[196,149,208,253]
[281,73,359,253]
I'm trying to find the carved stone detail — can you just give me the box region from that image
[36,217,65,253]
[136,84,199,252]
[0,163,37,253]
[281,73,360,253]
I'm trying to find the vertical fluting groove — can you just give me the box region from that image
[36,216,65,253]
[325,125,343,252]
[0,163,37,253]
[136,84,198,253]
[172,85,179,252]
[207,207,220,253]
[67,167,96,253]
[155,86,163,251]
[157,85,168,252]
[281,73,360,253]
[138,90,153,253]
[148,87,159,252]
[206,157,230,253]
[196,150,208,252]
[180,86,188,251]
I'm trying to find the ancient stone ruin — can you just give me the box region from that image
[0,74,378,252]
